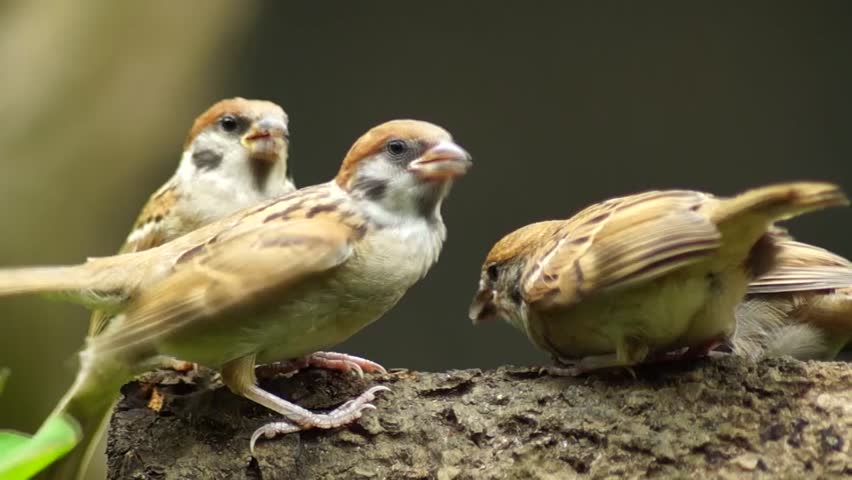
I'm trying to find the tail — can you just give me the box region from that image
[0,266,93,297]
[713,182,848,226]
[41,348,129,480]
[731,298,827,360]
[0,258,132,310]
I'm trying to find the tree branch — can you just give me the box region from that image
[107,357,851,479]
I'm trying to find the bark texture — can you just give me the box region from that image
[107,357,851,479]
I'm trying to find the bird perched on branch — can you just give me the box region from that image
[0,119,471,480]
[732,237,852,360]
[469,183,847,375]
[88,97,294,337]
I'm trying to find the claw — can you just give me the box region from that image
[248,385,391,453]
[250,421,299,454]
[344,360,364,378]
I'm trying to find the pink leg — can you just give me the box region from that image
[256,352,386,379]
[248,385,390,453]
[654,337,726,362]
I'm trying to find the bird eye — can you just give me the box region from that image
[486,264,499,281]
[219,115,238,132]
[386,139,407,156]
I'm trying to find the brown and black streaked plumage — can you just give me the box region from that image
[470,183,847,375]
[87,97,293,336]
[732,238,852,360]
[0,119,470,480]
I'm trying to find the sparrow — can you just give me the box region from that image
[85,99,382,378]
[88,97,294,337]
[731,237,852,360]
[0,119,471,480]
[469,183,847,375]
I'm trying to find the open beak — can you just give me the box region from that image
[408,140,472,181]
[241,117,289,162]
[469,288,498,325]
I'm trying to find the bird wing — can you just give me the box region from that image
[523,190,722,309]
[93,218,353,355]
[119,181,181,254]
[747,240,852,294]
[88,181,181,335]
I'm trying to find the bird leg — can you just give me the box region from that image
[652,336,727,362]
[542,353,634,376]
[255,351,387,379]
[221,354,390,453]
[155,357,196,372]
[543,340,649,376]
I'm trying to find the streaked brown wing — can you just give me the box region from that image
[89,182,179,336]
[748,240,852,294]
[523,190,722,308]
[94,219,352,355]
[119,183,180,254]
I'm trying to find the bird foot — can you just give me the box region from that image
[255,352,386,380]
[157,357,196,372]
[249,385,391,453]
[539,364,582,376]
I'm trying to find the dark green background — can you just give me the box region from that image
[1,1,850,442]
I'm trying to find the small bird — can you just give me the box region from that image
[88,97,295,337]
[732,237,852,360]
[469,183,847,375]
[0,119,471,480]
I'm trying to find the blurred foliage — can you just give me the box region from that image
[0,413,81,480]
[0,1,256,478]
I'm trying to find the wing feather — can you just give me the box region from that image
[94,219,352,355]
[747,240,852,294]
[523,190,722,308]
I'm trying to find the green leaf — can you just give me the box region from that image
[0,414,81,480]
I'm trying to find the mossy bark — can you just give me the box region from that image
[107,357,851,479]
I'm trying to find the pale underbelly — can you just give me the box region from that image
[532,273,739,359]
[155,277,406,368]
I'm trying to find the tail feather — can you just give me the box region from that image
[0,266,93,297]
[41,349,129,480]
[714,182,848,226]
[0,259,132,310]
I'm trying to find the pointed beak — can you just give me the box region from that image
[241,117,289,162]
[408,141,472,181]
[469,288,498,325]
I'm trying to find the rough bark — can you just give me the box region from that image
[107,357,851,479]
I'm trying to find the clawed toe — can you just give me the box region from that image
[248,385,391,453]
[250,421,300,454]
[540,365,582,376]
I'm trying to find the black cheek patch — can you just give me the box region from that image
[192,149,223,170]
[353,176,388,201]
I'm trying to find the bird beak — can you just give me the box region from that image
[408,141,472,181]
[241,117,289,162]
[469,288,498,325]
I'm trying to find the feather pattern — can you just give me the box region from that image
[522,190,721,309]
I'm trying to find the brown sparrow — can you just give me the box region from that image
[85,98,382,379]
[469,183,847,375]
[0,119,471,479]
[88,97,294,337]
[732,237,852,360]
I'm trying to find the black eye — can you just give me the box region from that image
[219,115,238,132]
[386,139,407,156]
[486,264,499,281]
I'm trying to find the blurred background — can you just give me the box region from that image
[1,1,851,478]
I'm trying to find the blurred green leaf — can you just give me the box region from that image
[0,413,81,480]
